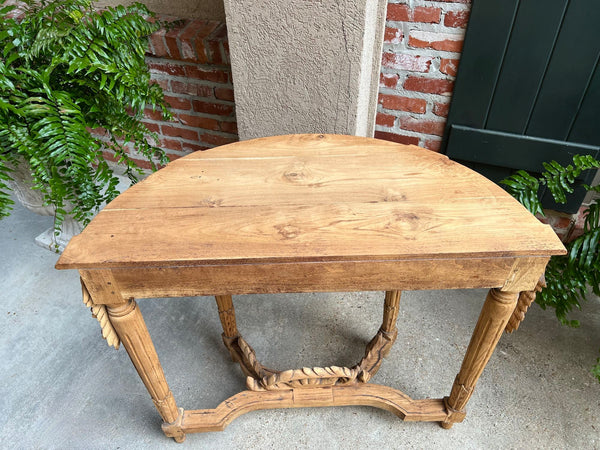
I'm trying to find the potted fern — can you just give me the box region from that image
[0,0,170,249]
[501,155,600,382]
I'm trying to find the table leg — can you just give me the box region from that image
[215,294,239,338]
[441,288,518,428]
[107,299,185,442]
[382,290,401,333]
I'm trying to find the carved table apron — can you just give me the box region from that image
[56,134,566,442]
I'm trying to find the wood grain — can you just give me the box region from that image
[442,289,519,428]
[79,257,549,302]
[106,300,180,426]
[56,135,569,440]
[56,134,564,270]
[215,295,238,338]
[162,384,448,437]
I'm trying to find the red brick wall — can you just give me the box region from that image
[376,0,471,151]
[140,1,472,162]
[139,18,238,164]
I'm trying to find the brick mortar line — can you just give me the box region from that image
[381,46,464,58]
[380,69,457,80]
[386,23,469,34]
[159,124,238,138]
[153,90,237,105]
[144,114,237,124]
[388,0,471,9]
[164,136,226,147]
[173,113,238,122]
[379,95,453,104]
[150,62,233,70]
[377,107,448,122]
[378,104,448,115]
[379,88,452,100]
[154,96,236,108]
[146,56,232,70]
[150,74,234,90]
[387,21,469,34]
[380,61,458,71]
[145,56,232,71]
[380,72,456,83]
[382,48,463,59]
[407,1,471,8]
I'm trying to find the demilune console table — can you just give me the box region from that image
[56,134,566,442]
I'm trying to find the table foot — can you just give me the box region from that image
[162,408,186,443]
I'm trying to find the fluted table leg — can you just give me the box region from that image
[107,299,185,442]
[441,288,519,428]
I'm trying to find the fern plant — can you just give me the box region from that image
[501,155,600,381]
[0,0,170,233]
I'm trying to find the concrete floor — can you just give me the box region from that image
[1,199,599,449]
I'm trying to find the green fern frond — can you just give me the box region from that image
[0,0,170,237]
[502,155,600,382]
[0,152,15,218]
[500,169,543,216]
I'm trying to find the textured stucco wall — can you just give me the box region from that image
[224,0,387,139]
[95,0,225,20]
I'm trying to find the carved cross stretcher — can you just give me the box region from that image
[57,134,566,442]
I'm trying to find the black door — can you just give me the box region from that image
[442,0,600,213]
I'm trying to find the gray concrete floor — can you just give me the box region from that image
[1,199,599,449]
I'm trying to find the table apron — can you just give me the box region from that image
[79,256,549,302]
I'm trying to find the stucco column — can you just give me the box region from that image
[224,0,387,139]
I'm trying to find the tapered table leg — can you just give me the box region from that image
[382,290,401,333]
[441,288,519,428]
[107,299,185,442]
[215,295,239,338]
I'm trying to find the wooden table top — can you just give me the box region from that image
[56,134,565,270]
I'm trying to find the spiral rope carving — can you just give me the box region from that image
[233,328,397,391]
[505,277,546,333]
[220,291,401,391]
[81,278,121,349]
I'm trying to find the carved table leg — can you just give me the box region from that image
[107,299,185,443]
[441,288,518,429]
[355,290,401,382]
[382,290,401,333]
[215,295,239,338]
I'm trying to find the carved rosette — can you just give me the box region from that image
[81,278,121,349]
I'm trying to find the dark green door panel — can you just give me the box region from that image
[443,0,600,214]
[568,60,600,146]
[485,0,568,134]
[447,125,599,212]
[525,0,600,140]
[442,0,519,130]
